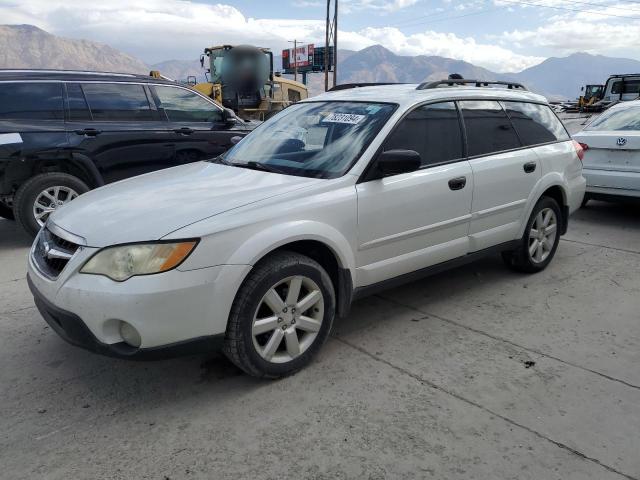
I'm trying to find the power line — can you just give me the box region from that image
[498,0,640,19]
[391,6,508,29]
[556,0,640,14]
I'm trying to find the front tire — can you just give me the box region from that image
[502,196,562,273]
[223,251,335,378]
[14,173,89,237]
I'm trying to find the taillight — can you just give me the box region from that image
[573,140,588,161]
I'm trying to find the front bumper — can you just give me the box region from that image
[28,233,252,358]
[29,275,224,360]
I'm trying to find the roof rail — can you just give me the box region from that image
[0,68,138,77]
[416,79,527,91]
[329,82,405,91]
[607,73,640,77]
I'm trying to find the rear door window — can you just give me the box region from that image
[383,101,464,166]
[66,83,92,121]
[0,83,63,120]
[154,86,222,122]
[459,100,521,157]
[81,83,155,121]
[502,101,569,145]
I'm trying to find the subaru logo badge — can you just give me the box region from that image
[617,137,627,147]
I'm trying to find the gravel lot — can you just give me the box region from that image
[1,199,639,480]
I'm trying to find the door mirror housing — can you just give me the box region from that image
[376,149,421,177]
[221,108,237,126]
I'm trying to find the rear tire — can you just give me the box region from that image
[14,173,89,237]
[502,196,562,273]
[223,251,335,378]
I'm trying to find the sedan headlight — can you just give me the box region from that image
[81,240,198,281]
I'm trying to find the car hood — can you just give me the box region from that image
[49,162,323,247]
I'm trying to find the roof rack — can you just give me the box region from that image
[416,79,527,91]
[329,82,405,91]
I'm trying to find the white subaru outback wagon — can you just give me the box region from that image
[28,80,586,378]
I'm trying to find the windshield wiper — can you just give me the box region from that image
[208,155,230,165]
[235,161,286,175]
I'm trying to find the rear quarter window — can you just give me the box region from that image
[502,101,569,145]
[0,83,64,120]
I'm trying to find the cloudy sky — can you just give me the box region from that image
[1,0,640,72]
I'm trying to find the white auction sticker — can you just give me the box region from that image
[322,113,365,125]
[0,133,23,146]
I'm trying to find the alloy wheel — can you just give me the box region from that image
[528,207,557,264]
[33,186,79,227]
[252,275,324,363]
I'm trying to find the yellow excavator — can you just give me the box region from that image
[578,84,604,112]
[192,45,308,120]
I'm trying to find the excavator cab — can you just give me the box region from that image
[578,84,604,111]
[194,45,307,121]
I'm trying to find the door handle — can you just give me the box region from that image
[174,127,195,135]
[448,176,467,191]
[74,128,102,137]
[523,161,537,173]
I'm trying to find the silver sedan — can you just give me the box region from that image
[573,100,640,204]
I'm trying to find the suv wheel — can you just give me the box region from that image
[14,173,89,237]
[502,196,562,273]
[224,251,335,378]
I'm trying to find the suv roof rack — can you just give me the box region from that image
[416,79,527,91]
[329,82,405,91]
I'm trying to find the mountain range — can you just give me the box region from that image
[2,24,640,100]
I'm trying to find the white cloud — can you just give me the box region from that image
[495,1,640,56]
[356,27,544,71]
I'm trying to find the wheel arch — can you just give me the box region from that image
[518,175,569,238]
[20,153,104,190]
[224,223,356,319]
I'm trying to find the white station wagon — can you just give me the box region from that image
[28,80,586,378]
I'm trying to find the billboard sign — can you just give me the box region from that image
[282,44,314,70]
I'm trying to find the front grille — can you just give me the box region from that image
[32,228,80,279]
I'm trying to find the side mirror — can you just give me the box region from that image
[376,149,421,177]
[221,108,237,125]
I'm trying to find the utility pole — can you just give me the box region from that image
[288,40,298,82]
[324,0,330,92]
[333,0,338,88]
[324,0,339,91]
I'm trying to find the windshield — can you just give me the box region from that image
[585,105,640,131]
[221,101,396,178]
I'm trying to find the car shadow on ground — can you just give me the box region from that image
[0,218,32,248]
[575,199,640,230]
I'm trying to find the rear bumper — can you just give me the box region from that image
[28,275,224,360]
[583,168,640,198]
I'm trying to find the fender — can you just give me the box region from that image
[516,172,568,238]
[68,152,105,188]
[227,220,356,275]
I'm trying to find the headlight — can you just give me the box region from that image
[80,240,198,281]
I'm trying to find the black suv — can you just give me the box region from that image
[0,70,257,236]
